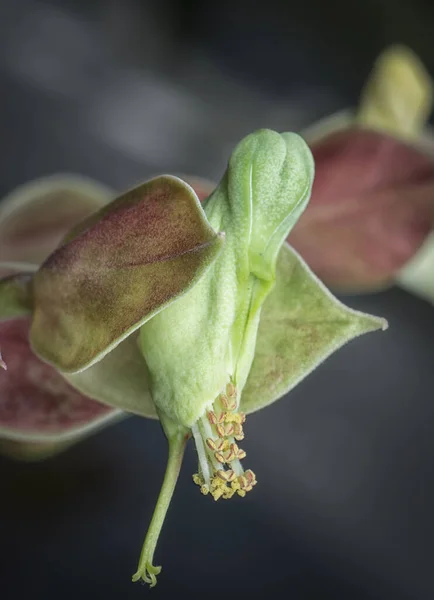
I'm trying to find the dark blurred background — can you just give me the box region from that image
[2,0,434,598]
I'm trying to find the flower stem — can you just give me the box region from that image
[132,430,187,587]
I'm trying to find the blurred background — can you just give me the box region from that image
[1,0,434,598]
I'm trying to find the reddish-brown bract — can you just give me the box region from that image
[289,128,434,290]
[31,176,221,372]
[0,318,111,436]
[0,187,111,265]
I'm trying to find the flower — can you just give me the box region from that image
[288,45,434,298]
[0,130,386,585]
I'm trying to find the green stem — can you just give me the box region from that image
[132,430,187,587]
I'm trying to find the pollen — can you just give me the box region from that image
[192,381,256,500]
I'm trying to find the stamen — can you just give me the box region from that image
[191,422,211,487]
[226,382,236,398]
[216,423,225,438]
[214,452,226,464]
[192,382,256,501]
[206,438,217,451]
[220,394,229,410]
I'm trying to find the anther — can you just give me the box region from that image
[214,452,226,464]
[226,382,236,397]
[224,447,236,462]
[216,424,225,438]
[207,410,226,425]
[212,488,224,501]
[233,423,244,440]
[220,394,229,410]
[207,411,217,425]
[206,438,217,451]
[245,470,257,486]
[216,470,229,481]
[224,423,235,436]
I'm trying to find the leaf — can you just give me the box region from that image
[66,333,157,419]
[289,127,434,291]
[30,175,224,373]
[0,318,123,444]
[0,174,112,264]
[241,243,387,414]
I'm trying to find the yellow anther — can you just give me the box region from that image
[207,437,229,451]
[218,439,227,451]
[231,479,241,492]
[214,452,226,464]
[238,476,253,492]
[216,470,229,481]
[226,399,237,411]
[230,442,239,454]
[211,488,224,501]
[226,382,236,398]
[220,394,229,410]
[237,489,247,498]
[216,468,236,482]
[238,475,248,488]
[206,438,217,451]
[224,448,236,462]
[224,412,244,424]
[245,470,257,486]
[224,423,235,436]
[216,423,225,438]
[192,474,202,485]
[207,410,226,425]
[224,469,236,482]
[222,487,236,499]
[200,485,209,496]
[220,439,230,451]
[207,411,217,425]
[233,423,244,440]
[227,442,246,460]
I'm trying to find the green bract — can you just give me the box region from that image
[140,130,314,428]
[0,130,387,587]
